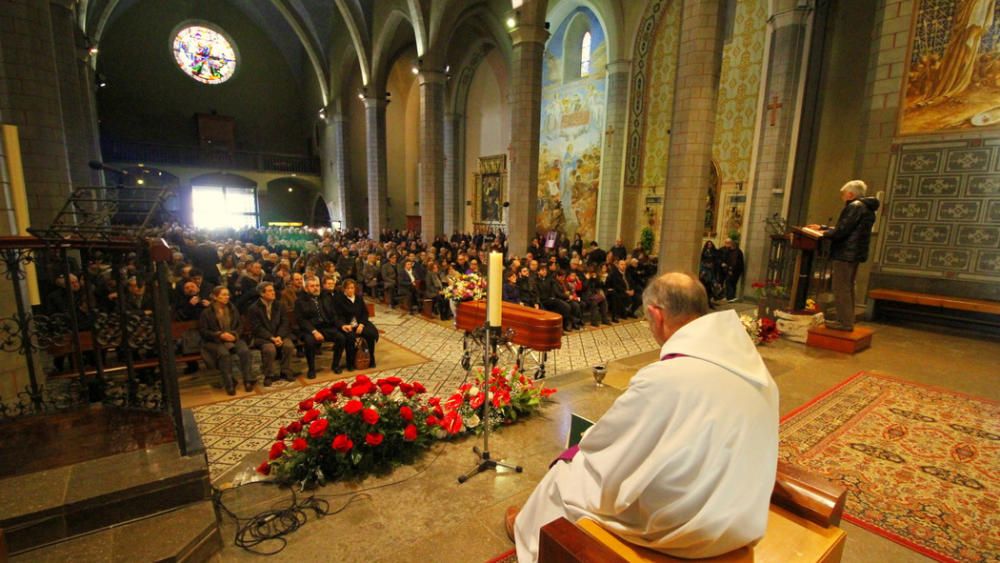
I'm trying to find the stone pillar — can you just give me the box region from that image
[49,0,99,188]
[658,0,725,273]
[418,70,446,243]
[321,111,350,228]
[742,5,812,287]
[0,0,75,227]
[363,96,389,236]
[596,59,631,247]
[506,3,548,255]
[443,112,463,235]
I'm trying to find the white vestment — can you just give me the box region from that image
[514,310,779,561]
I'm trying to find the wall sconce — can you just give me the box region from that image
[506,11,519,29]
[414,201,420,208]
[466,201,472,206]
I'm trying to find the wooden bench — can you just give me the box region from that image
[868,288,1000,334]
[538,462,847,563]
[46,320,203,379]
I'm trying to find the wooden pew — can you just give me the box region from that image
[868,288,1000,333]
[538,463,847,563]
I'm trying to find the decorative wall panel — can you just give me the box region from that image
[875,139,1000,282]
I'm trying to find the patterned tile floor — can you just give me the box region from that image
[193,303,659,479]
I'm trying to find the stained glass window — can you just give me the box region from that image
[172,25,237,85]
[192,186,258,229]
[580,31,592,77]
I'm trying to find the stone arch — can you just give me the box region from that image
[371,9,418,94]
[310,194,332,227]
[562,12,593,82]
[546,0,623,62]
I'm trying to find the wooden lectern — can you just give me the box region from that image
[788,227,824,311]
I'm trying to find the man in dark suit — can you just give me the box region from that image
[295,276,346,378]
[536,265,575,331]
[586,241,607,266]
[247,281,297,385]
[397,259,420,314]
[608,259,640,321]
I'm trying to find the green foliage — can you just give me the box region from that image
[640,227,655,254]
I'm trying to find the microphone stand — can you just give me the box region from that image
[458,264,523,484]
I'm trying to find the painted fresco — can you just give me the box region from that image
[901,0,1000,135]
[537,8,607,241]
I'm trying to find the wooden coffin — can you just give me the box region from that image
[456,301,563,351]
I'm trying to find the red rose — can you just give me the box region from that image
[331,381,348,393]
[399,382,413,396]
[256,461,271,475]
[399,405,414,421]
[384,376,402,385]
[428,396,441,407]
[291,437,308,451]
[268,441,286,460]
[314,388,333,403]
[379,383,395,395]
[308,418,329,438]
[302,408,320,423]
[426,415,439,426]
[540,387,557,397]
[343,399,363,415]
[365,432,384,446]
[412,381,427,394]
[362,408,380,425]
[403,424,417,441]
[299,399,314,412]
[433,406,444,418]
[275,426,288,440]
[332,434,353,453]
[287,421,302,433]
[355,374,372,385]
[349,382,373,396]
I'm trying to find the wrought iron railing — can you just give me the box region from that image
[0,184,189,454]
[101,139,320,174]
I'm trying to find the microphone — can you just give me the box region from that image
[88,160,129,175]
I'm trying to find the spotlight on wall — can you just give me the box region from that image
[96,72,108,88]
[411,66,419,75]
[505,16,516,29]
[137,178,145,185]
[318,107,326,119]
[288,187,294,192]
[88,45,99,56]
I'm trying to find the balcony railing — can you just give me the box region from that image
[101,139,320,175]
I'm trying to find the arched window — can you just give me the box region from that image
[580,31,592,77]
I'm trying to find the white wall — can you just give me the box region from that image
[462,50,510,229]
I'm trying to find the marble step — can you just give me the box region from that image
[0,442,212,555]
[9,500,222,563]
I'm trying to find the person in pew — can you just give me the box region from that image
[607,258,640,321]
[581,266,613,326]
[247,281,297,385]
[536,265,576,331]
[199,286,254,395]
[397,259,420,315]
[380,253,399,308]
[423,261,451,321]
[295,276,346,378]
[509,272,779,562]
[332,279,379,371]
[502,269,522,306]
[516,266,541,309]
[174,280,209,321]
[806,179,880,331]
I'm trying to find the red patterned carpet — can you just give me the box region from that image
[780,371,999,562]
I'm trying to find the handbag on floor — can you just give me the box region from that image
[354,337,371,369]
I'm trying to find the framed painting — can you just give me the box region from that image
[899,0,1000,135]
[475,154,507,224]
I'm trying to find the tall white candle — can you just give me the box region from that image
[488,251,503,327]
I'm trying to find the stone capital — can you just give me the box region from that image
[362,96,389,109]
[417,70,448,85]
[510,24,549,46]
[606,59,632,75]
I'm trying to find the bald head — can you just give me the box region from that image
[642,272,709,344]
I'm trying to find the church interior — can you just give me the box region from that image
[0,0,997,561]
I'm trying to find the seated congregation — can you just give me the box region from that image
[41,226,659,396]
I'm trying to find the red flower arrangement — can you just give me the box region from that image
[258,369,557,486]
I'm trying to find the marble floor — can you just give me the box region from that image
[206,311,1000,563]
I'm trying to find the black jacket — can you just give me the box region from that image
[246,299,291,345]
[294,292,340,335]
[825,197,880,263]
[536,275,567,302]
[199,303,244,343]
[607,267,633,295]
[516,276,539,307]
[332,293,372,327]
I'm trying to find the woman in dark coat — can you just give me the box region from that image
[199,286,254,395]
[332,279,379,370]
[698,241,723,304]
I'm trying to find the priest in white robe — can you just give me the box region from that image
[512,272,779,561]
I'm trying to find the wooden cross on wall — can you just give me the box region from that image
[767,96,783,127]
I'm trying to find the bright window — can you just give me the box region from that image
[580,31,592,77]
[172,25,237,84]
[192,185,258,229]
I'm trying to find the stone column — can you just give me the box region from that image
[596,59,631,247]
[742,5,812,287]
[0,0,74,227]
[443,112,463,235]
[418,70,446,243]
[49,0,98,188]
[506,4,548,255]
[658,0,725,273]
[363,96,389,236]
[321,111,349,228]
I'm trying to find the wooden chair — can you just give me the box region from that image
[538,461,847,563]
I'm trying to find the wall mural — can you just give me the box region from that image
[537,7,607,241]
[901,0,1000,135]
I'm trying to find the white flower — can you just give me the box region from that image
[465,414,480,428]
[469,386,480,396]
